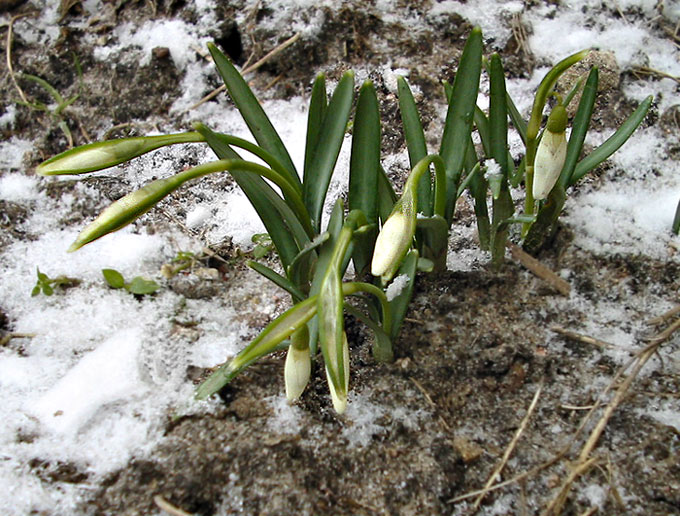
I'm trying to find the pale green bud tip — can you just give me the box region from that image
[325,332,350,414]
[371,212,413,281]
[37,140,146,175]
[546,105,567,133]
[533,129,568,200]
[284,345,311,401]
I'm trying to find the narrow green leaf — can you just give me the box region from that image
[195,296,318,400]
[304,74,327,177]
[349,81,381,224]
[349,81,381,276]
[415,215,448,272]
[31,285,40,297]
[377,165,398,222]
[126,277,160,295]
[673,198,680,235]
[439,26,483,224]
[398,76,431,215]
[474,106,491,156]
[248,260,306,302]
[466,138,490,250]
[318,265,345,393]
[207,42,300,188]
[344,305,393,363]
[303,71,355,232]
[506,92,527,145]
[523,184,567,254]
[197,124,307,270]
[102,268,125,289]
[287,231,329,289]
[558,67,598,189]
[488,54,509,175]
[570,95,653,185]
[387,249,418,340]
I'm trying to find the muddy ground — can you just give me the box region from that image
[2,1,679,515]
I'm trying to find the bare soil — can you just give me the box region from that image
[2,1,678,515]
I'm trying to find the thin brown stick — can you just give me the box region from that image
[0,332,36,347]
[644,317,680,345]
[153,495,194,516]
[550,326,615,349]
[410,377,452,432]
[186,32,302,113]
[506,243,571,296]
[542,457,599,516]
[7,13,38,105]
[646,305,680,325]
[472,382,543,511]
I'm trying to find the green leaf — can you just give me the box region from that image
[377,165,398,223]
[416,214,448,271]
[196,124,308,270]
[102,268,125,289]
[126,277,160,295]
[387,249,418,340]
[36,268,49,282]
[345,304,393,363]
[349,81,381,276]
[349,81,381,224]
[195,295,318,400]
[570,95,653,185]
[558,67,598,189]
[248,260,306,302]
[398,76,431,215]
[303,71,355,232]
[488,54,509,175]
[673,198,680,235]
[207,42,300,188]
[523,184,567,254]
[439,26,483,224]
[31,285,40,297]
[506,92,527,145]
[304,74,328,178]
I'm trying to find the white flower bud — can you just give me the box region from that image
[284,344,311,401]
[533,105,568,201]
[371,210,414,282]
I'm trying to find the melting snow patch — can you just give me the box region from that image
[0,173,40,202]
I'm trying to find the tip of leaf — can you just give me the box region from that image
[67,242,82,253]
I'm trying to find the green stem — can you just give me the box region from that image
[405,154,447,218]
[177,159,314,238]
[342,281,392,336]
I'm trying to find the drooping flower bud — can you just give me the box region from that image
[37,133,203,176]
[533,105,568,201]
[284,326,311,401]
[325,332,350,414]
[371,199,415,283]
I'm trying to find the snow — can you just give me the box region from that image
[1,0,679,513]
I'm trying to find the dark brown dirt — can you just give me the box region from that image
[2,1,678,516]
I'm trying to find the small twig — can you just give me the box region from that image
[507,243,571,296]
[646,305,680,325]
[153,495,194,516]
[560,404,596,411]
[186,32,302,113]
[0,332,36,347]
[550,326,615,349]
[542,457,599,516]
[7,12,38,105]
[410,377,452,432]
[472,382,543,511]
[631,66,680,84]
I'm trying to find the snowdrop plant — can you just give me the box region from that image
[37,42,431,413]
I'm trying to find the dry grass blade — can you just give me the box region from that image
[507,243,571,296]
[472,382,543,511]
[550,326,615,349]
[153,495,194,516]
[186,32,301,113]
[6,12,38,105]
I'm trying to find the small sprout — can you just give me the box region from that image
[251,233,274,259]
[102,269,159,295]
[673,197,680,236]
[31,267,80,296]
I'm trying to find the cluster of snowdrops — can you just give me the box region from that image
[38,27,651,413]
